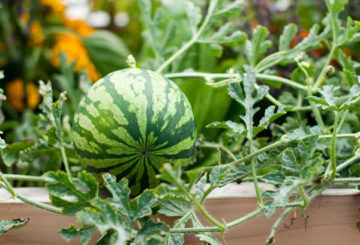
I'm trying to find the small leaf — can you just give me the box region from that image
[228,67,269,138]
[191,214,221,245]
[130,190,156,221]
[60,224,96,245]
[185,1,202,34]
[279,24,298,51]
[0,218,29,235]
[261,171,285,185]
[245,26,272,66]
[134,219,168,245]
[293,25,330,51]
[213,0,244,19]
[2,140,34,167]
[102,174,131,217]
[206,120,244,135]
[325,0,348,13]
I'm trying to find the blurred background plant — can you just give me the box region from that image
[0,0,359,178]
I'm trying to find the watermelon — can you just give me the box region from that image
[72,68,196,193]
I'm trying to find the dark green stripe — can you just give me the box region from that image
[78,96,139,150]
[104,73,145,146]
[154,145,195,159]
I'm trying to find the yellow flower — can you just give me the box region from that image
[40,0,65,16]
[64,18,95,37]
[6,79,40,112]
[28,21,45,46]
[51,33,100,82]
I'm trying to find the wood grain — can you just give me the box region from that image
[0,186,359,244]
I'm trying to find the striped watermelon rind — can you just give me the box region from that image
[72,68,196,194]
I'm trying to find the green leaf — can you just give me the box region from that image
[256,105,288,135]
[185,1,202,34]
[39,81,67,141]
[228,67,269,138]
[82,31,129,76]
[261,171,285,185]
[134,219,168,245]
[191,214,221,245]
[200,22,246,44]
[102,174,131,217]
[2,140,34,167]
[209,165,250,187]
[293,25,330,51]
[307,85,360,111]
[281,149,299,174]
[213,0,244,19]
[0,218,29,235]
[130,190,157,221]
[44,171,98,215]
[325,0,348,13]
[206,120,244,135]
[77,199,132,244]
[262,177,307,217]
[245,26,272,66]
[158,200,190,217]
[163,215,191,245]
[60,224,96,245]
[339,17,360,45]
[279,24,298,51]
[287,126,321,141]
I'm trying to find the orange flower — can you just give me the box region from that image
[28,21,45,46]
[51,33,100,82]
[64,18,95,37]
[40,0,65,16]
[6,79,40,112]
[290,29,309,48]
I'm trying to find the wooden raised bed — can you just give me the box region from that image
[0,183,359,245]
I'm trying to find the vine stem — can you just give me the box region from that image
[0,171,62,214]
[336,109,349,134]
[266,207,292,244]
[165,166,226,231]
[312,0,338,91]
[325,111,340,178]
[199,132,359,170]
[336,153,360,172]
[60,145,72,181]
[156,1,216,73]
[3,174,45,182]
[165,72,308,92]
[198,142,237,161]
[333,177,360,184]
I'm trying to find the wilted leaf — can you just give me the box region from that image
[0,218,29,235]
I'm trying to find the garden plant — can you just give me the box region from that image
[0,0,360,244]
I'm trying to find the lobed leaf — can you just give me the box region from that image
[245,26,272,67]
[60,224,96,245]
[279,24,298,51]
[44,171,98,215]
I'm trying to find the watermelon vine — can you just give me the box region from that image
[0,0,360,244]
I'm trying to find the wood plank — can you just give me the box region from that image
[0,186,359,244]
